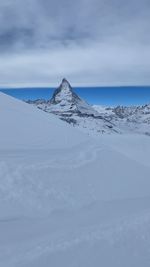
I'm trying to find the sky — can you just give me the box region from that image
[1,87,150,106]
[0,0,150,87]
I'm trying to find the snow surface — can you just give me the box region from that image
[1,92,150,267]
[0,92,87,149]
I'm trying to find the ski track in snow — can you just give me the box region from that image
[0,142,105,210]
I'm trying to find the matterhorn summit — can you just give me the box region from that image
[50,78,75,105]
[49,78,99,116]
[27,79,117,135]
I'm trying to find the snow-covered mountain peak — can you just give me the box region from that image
[26,79,118,134]
[49,78,98,115]
[61,78,72,91]
[50,78,78,106]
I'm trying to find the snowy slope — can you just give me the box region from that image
[0,92,87,149]
[1,92,150,266]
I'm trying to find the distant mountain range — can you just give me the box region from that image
[93,104,150,136]
[26,79,150,136]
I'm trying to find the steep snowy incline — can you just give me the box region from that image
[0,92,88,149]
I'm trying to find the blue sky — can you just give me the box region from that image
[1,87,150,106]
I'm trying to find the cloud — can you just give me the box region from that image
[0,0,150,87]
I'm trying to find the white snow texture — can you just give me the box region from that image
[0,90,150,267]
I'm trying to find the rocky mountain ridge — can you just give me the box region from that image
[93,104,150,135]
[27,79,118,134]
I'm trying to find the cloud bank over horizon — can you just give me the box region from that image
[0,0,150,87]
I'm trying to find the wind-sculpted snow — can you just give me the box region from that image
[1,92,150,266]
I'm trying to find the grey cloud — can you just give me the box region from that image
[0,0,150,86]
[0,0,149,50]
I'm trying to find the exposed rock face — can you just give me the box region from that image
[49,78,100,116]
[50,78,79,105]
